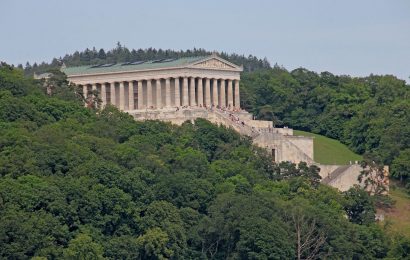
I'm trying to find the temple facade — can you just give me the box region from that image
[62,54,242,111]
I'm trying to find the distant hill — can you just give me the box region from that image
[294,130,362,165]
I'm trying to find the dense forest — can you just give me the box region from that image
[1,63,409,258]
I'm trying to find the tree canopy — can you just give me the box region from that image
[23,44,271,76]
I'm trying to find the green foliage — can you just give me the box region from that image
[0,66,398,258]
[0,63,39,96]
[63,233,104,260]
[136,228,172,259]
[343,185,376,225]
[275,161,322,188]
[388,235,410,258]
[391,149,410,187]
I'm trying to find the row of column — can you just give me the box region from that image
[81,77,240,110]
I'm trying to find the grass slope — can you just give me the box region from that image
[294,130,362,165]
[383,186,410,238]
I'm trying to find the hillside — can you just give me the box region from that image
[21,45,410,193]
[1,63,406,259]
[382,185,410,238]
[241,68,410,192]
[294,130,362,165]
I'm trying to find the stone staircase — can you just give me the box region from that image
[212,110,316,164]
[321,165,351,184]
[211,110,260,138]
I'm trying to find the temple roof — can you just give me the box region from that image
[62,55,242,76]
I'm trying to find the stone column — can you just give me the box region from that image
[165,78,171,107]
[110,82,116,106]
[182,77,189,106]
[212,79,218,106]
[234,80,240,109]
[220,79,226,108]
[83,84,88,97]
[197,78,203,106]
[205,78,211,106]
[83,84,88,107]
[128,81,134,110]
[119,81,125,110]
[101,83,106,107]
[137,80,144,109]
[92,83,97,107]
[156,79,162,109]
[147,80,152,108]
[227,80,233,109]
[174,77,180,106]
[189,77,196,106]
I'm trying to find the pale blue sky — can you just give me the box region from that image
[1,0,409,81]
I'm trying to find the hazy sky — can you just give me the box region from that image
[1,0,409,81]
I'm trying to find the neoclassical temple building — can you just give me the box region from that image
[62,54,242,111]
[62,54,366,192]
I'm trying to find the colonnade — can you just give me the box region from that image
[81,77,240,110]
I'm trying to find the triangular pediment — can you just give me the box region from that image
[191,56,241,70]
